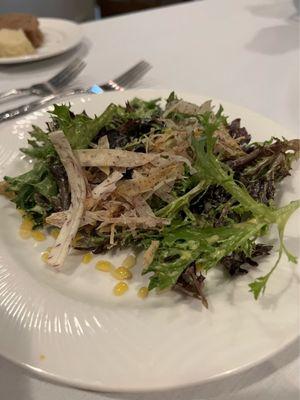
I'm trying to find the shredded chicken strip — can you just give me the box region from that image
[99,215,169,229]
[46,131,86,269]
[148,130,191,158]
[151,152,194,173]
[132,196,155,217]
[46,209,168,229]
[75,148,159,168]
[110,224,116,245]
[46,211,97,228]
[155,183,175,203]
[98,135,110,149]
[132,169,144,179]
[213,128,245,158]
[92,170,123,199]
[98,135,110,175]
[163,99,212,118]
[143,240,160,268]
[116,164,183,198]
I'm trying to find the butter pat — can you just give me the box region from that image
[0,28,35,57]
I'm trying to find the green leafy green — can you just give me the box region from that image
[127,97,162,119]
[5,103,120,224]
[146,108,300,298]
[4,161,58,225]
[51,104,117,149]
[21,125,54,159]
[248,200,300,298]
[2,93,299,303]
[192,138,275,223]
[21,104,118,160]
[166,91,178,104]
[144,219,267,290]
[157,181,206,219]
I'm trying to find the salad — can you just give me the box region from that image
[1,92,299,306]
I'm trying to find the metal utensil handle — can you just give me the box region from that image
[0,94,57,123]
[0,88,32,102]
[0,89,89,123]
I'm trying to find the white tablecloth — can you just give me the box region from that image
[0,0,299,398]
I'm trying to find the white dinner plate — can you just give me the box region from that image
[0,18,82,64]
[0,89,299,392]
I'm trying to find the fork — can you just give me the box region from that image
[0,58,86,102]
[98,60,152,92]
[0,60,152,123]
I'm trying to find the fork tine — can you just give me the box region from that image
[50,60,84,88]
[116,62,152,88]
[49,57,82,82]
[114,61,150,87]
[53,65,85,92]
[112,61,152,87]
[53,61,86,88]
[49,58,84,87]
[51,61,86,89]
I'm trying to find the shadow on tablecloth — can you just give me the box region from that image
[246,0,299,55]
[0,356,33,400]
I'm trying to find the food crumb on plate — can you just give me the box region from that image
[41,247,52,263]
[111,267,132,280]
[122,254,136,269]
[82,252,93,264]
[31,230,46,241]
[137,287,148,299]
[19,216,33,239]
[50,228,60,239]
[95,260,113,272]
[113,281,129,296]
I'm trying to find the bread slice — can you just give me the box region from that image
[0,13,43,48]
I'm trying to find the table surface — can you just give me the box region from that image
[0,0,299,399]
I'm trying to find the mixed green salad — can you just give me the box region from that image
[1,92,299,306]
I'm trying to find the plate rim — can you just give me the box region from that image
[0,17,82,65]
[0,88,299,392]
[0,335,297,393]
